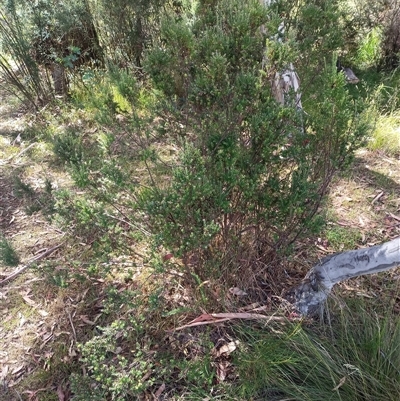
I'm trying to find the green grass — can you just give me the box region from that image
[325,226,362,251]
[368,111,400,155]
[234,300,400,401]
[356,27,382,69]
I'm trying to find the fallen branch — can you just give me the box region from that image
[173,312,297,331]
[289,236,400,315]
[0,243,63,286]
[7,142,37,161]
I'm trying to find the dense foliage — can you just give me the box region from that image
[0,0,376,278]
[1,0,399,399]
[140,0,370,280]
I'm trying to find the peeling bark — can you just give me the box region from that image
[271,64,302,110]
[261,0,302,111]
[288,237,400,315]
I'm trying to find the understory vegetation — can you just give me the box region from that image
[0,0,400,400]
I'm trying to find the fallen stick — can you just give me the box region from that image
[7,142,37,161]
[173,312,297,331]
[0,244,63,286]
[289,236,400,315]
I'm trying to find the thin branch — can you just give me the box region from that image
[0,243,63,286]
[7,143,37,161]
[172,312,298,331]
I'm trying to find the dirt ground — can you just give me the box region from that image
[0,90,70,399]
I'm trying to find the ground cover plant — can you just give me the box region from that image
[0,0,400,399]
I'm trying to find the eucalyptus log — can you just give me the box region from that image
[289,237,400,315]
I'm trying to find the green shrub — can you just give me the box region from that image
[0,7,53,107]
[0,234,19,266]
[356,27,383,68]
[86,0,170,68]
[13,176,56,217]
[54,190,116,252]
[141,0,371,280]
[0,0,101,106]
[70,320,155,400]
[53,131,85,166]
[70,316,216,400]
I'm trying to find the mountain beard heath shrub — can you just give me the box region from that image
[141,0,372,283]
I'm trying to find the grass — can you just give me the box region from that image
[325,226,362,251]
[234,299,400,401]
[356,27,382,69]
[368,111,400,155]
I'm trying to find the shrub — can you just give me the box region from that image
[86,0,172,68]
[69,314,216,400]
[342,0,400,70]
[0,234,19,266]
[0,7,53,107]
[0,0,102,105]
[70,320,155,400]
[141,0,371,282]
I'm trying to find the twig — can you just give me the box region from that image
[0,243,63,286]
[371,191,384,204]
[67,309,77,342]
[13,390,23,401]
[7,142,37,161]
[174,318,232,330]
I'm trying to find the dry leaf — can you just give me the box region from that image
[69,348,77,357]
[80,315,95,325]
[389,212,400,222]
[336,220,350,226]
[163,253,173,261]
[57,384,65,401]
[239,302,261,311]
[1,364,9,379]
[316,244,329,253]
[332,376,346,391]
[216,360,230,382]
[11,365,25,375]
[22,295,36,306]
[229,287,248,296]
[214,341,239,357]
[141,370,152,382]
[174,312,290,330]
[371,191,384,204]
